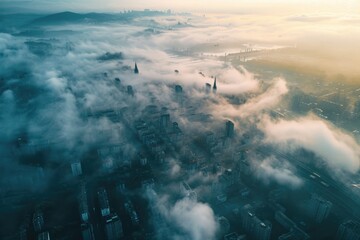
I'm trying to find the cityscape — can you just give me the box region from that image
[1,1,360,240]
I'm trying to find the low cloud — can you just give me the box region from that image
[216,65,259,95]
[170,198,218,240]
[286,13,335,22]
[210,77,288,121]
[147,191,218,240]
[260,116,360,173]
[239,77,288,117]
[255,156,303,188]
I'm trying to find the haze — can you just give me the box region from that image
[1,1,360,240]
[3,0,360,82]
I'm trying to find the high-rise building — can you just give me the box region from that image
[175,85,184,107]
[79,184,89,222]
[175,85,183,94]
[104,213,124,240]
[180,181,197,200]
[160,113,170,129]
[336,220,360,240]
[253,219,271,240]
[275,211,295,230]
[98,188,111,217]
[37,231,50,240]
[225,120,235,138]
[124,200,140,226]
[81,223,95,240]
[240,204,271,240]
[241,204,255,232]
[71,161,82,176]
[19,225,28,240]
[224,232,241,240]
[205,83,211,94]
[33,210,44,233]
[219,169,238,190]
[139,152,148,166]
[127,85,134,96]
[134,62,139,74]
[142,178,155,190]
[213,77,217,93]
[308,194,332,223]
[278,226,310,240]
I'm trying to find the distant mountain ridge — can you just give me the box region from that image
[30,11,117,25]
[29,10,169,25]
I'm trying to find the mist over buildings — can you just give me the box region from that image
[1,4,360,240]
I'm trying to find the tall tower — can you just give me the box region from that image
[254,220,272,240]
[81,223,95,240]
[98,188,110,217]
[308,194,332,223]
[213,77,217,93]
[225,120,234,138]
[241,204,272,240]
[336,220,360,240]
[134,62,139,74]
[205,83,211,94]
[160,113,170,130]
[105,214,124,240]
[33,210,44,233]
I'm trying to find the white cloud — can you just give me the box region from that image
[147,191,218,240]
[170,198,218,240]
[239,77,288,116]
[210,77,288,121]
[255,156,303,188]
[260,116,360,173]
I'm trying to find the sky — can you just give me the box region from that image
[1,0,360,14]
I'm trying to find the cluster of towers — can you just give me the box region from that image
[133,62,219,95]
[205,77,217,94]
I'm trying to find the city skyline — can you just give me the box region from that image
[1,1,360,240]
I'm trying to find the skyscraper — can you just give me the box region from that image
[33,210,44,233]
[104,213,123,240]
[224,232,241,240]
[81,223,95,240]
[336,220,360,240]
[160,113,170,129]
[308,194,332,223]
[175,85,184,107]
[79,184,89,222]
[71,161,82,176]
[37,231,50,240]
[134,62,139,74]
[253,220,271,240]
[241,204,255,232]
[127,85,134,96]
[240,204,272,240]
[213,77,217,93]
[225,120,235,138]
[205,83,211,94]
[98,188,111,217]
[175,85,183,94]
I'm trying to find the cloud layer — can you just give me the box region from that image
[147,191,218,240]
[260,117,360,173]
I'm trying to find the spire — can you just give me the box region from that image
[134,62,139,74]
[213,77,217,92]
